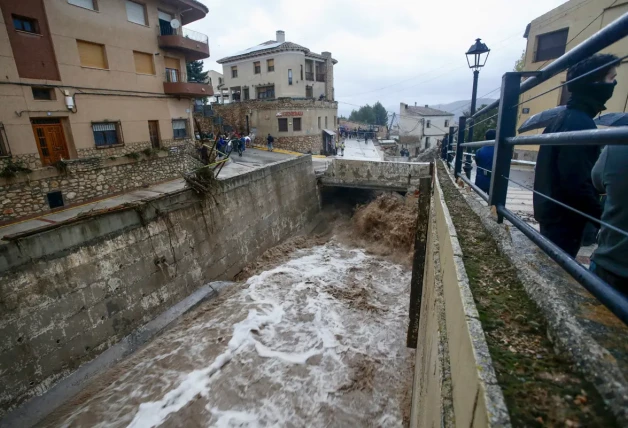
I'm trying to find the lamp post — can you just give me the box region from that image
[463,38,490,178]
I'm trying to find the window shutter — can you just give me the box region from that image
[68,0,95,10]
[158,11,173,21]
[93,123,116,132]
[164,56,180,70]
[126,1,146,25]
[77,40,107,69]
[133,51,155,74]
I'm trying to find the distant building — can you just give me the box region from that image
[517,0,628,161]
[399,103,454,156]
[207,70,229,104]
[212,31,339,154]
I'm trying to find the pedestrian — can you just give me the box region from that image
[267,133,274,152]
[474,129,496,194]
[200,143,209,165]
[533,53,620,258]
[340,139,345,156]
[244,135,251,148]
[590,145,628,294]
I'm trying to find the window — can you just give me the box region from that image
[32,87,55,100]
[231,66,238,78]
[0,123,10,157]
[68,0,97,10]
[535,28,568,62]
[300,65,303,80]
[278,118,288,132]
[293,118,302,131]
[267,59,274,72]
[77,40,108,69]
[325,117,328,128]
[444,120,449,127]
[257,85,275,99]
[219,77,223,84]
[126,1,147,26]
[164,56,179,82]
[12,15,39,34]
[254,61,261,74]
[243,87,249,100]
[317,117,321,129]
[172,119,188,139]
[426,120,431,128]
[306,86,313,98]
[425,137,430,148]
[133,51,155,75]
[288,69,293,85]
[92,122,121,147]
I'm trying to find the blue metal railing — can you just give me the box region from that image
[444,11,628,325]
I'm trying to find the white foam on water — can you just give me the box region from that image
[52,241,412,428]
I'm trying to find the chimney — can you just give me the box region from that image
[425,104,428,108]
[414,102,417,106]
[276,30,285,42]
[322,52,333,100]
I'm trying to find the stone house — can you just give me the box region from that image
[399,103,454,156]
[0,0,213,222]
[212,31,339,154]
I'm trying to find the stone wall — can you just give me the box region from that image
[321,159,431,191]
[0,156,320,415]
[0,141,202,223]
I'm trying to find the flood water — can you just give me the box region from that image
[42,239,414,428]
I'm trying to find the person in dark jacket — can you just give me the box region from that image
[590,145,628,294]
[533,53,619,258]
[474,129,496,194]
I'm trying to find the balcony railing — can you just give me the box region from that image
[157,22,210,60]
[163,69,212,97]
[316,73,326,82]
[159,23,209,44]
[305,72,314,81]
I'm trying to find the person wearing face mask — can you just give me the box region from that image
[533,53,620,258]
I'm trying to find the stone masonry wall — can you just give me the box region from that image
[0,156,320,415]
[0,141,202,223]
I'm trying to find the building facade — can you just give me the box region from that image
[207,70,229,104]
[398,103,454,156]
[0,0,212,222]
[516,0,628,161]
[211,31,338,154]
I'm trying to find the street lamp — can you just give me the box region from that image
[464,38,490,178]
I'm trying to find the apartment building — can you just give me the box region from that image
[0,0,212,222]
[399,103,454,156]
[516,0,628,160]
[207,70,229,104]
[212,31,339,154]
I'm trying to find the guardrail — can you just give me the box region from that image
[443,11,628,325]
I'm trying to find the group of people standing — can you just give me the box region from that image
[469,53,627,294]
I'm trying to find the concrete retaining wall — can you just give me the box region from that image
[0,156,320,415]
[321,159,431,191]
[410,169,510,427]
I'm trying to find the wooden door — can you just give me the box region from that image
[148,120,160,148]
[31,119,69,166]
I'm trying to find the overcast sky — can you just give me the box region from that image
[187,0,569,116]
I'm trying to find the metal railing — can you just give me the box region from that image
[444,12,628,325]
[305,72,314,81]
[159,23,209,44]
[316,73,326,82]
[164,69,207,84]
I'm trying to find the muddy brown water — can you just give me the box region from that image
[40,236,415,428]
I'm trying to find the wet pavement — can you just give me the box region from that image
[41,241,413,428]
[336,137,383,161]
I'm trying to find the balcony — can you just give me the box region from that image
[316,73,326,82]
[163,69,213,98]
[305,72,314,81]
[158,24,210,61]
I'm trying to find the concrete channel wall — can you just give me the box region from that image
[321,159,431,191]
[410,170,510,427]
[0,156,320,415]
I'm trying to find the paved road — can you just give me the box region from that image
[336,137,382,161]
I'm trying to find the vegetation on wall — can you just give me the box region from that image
[0,159,32,179]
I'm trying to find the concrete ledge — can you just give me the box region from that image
[441,160,628,425]
[321,158,431,190]
[410,167,510,427]
[0,281,234,428]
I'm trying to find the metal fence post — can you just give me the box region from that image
[447,126,455,166]
[463,153,473,179]
[454,116,466,178]
[489,72,520,222]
